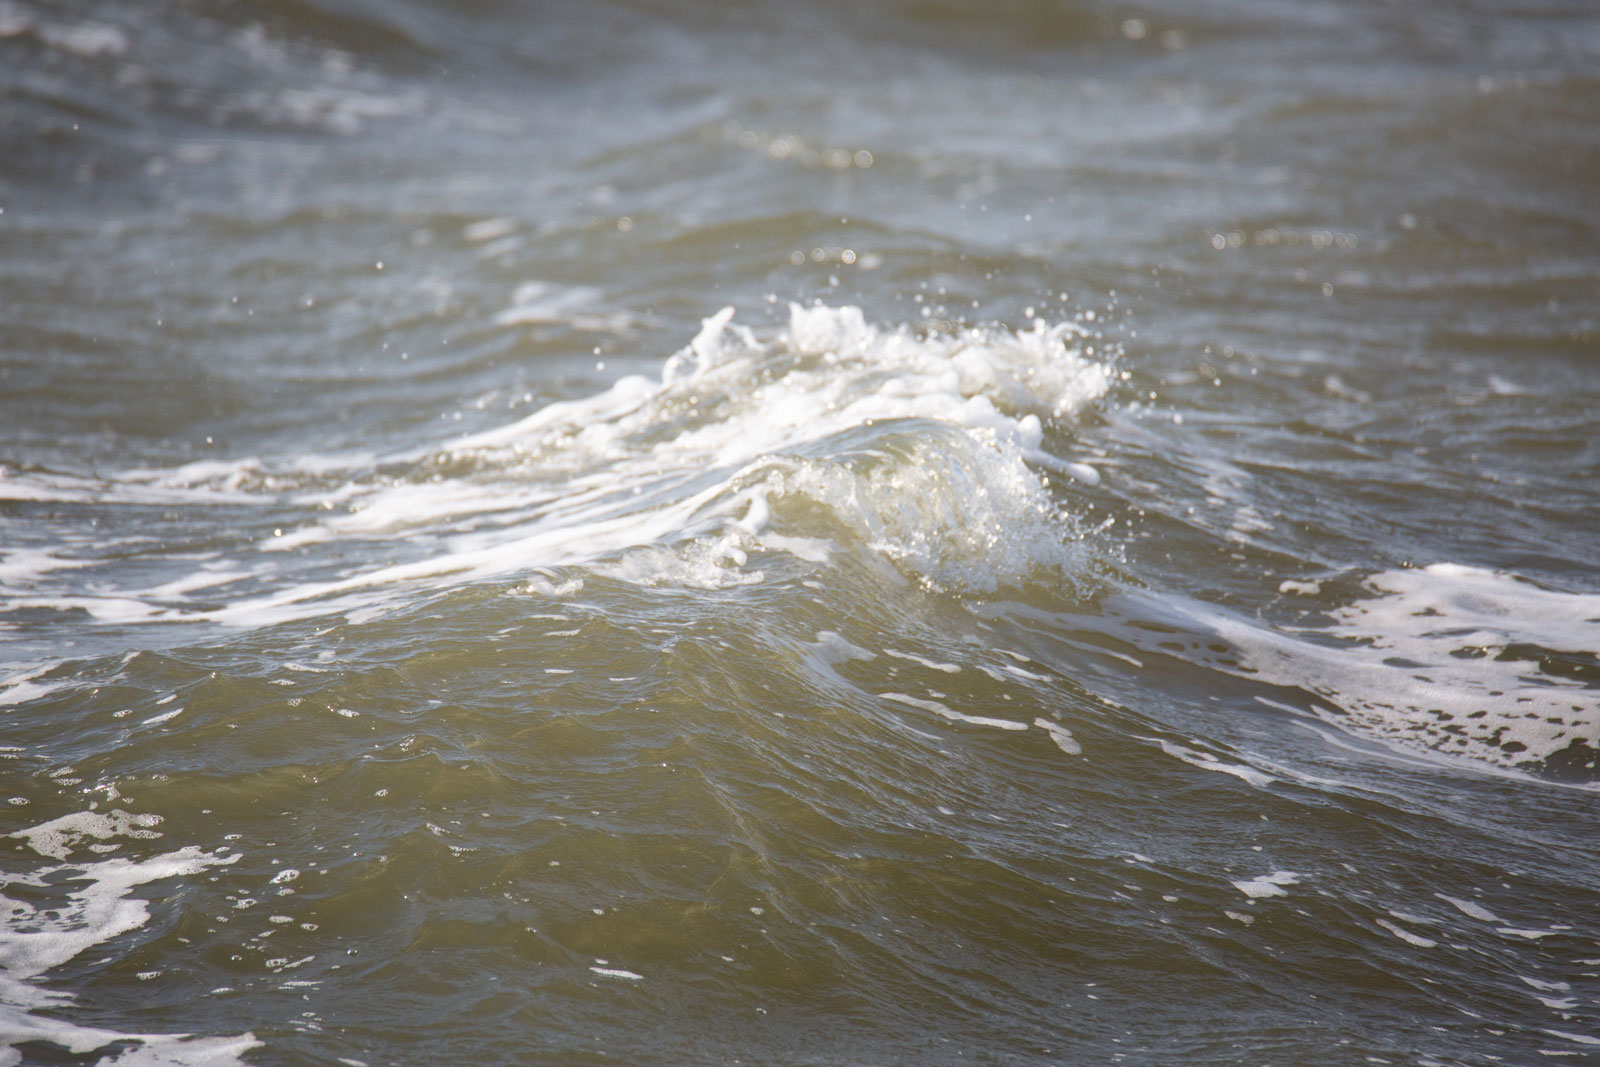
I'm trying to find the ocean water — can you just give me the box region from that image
[2,0,1598,1063]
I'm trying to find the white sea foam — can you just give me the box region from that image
[4,304,1108,629]
[1375,917,1437,949]
[1033,718,1082,755]
[879,692,1029,732]
[0,468,259,506]
[1544,1029,1600,1047]
[10,809,165,861]
[1157,740,1275,789]
[0,548,93,586]
[1437,894,1502,923]
[1137,564,1600,779]
[884,649,963,673]
[589,966,644,981]
[1231,871,1300,899]
[0,810,256,1065]
[0,667,65,708]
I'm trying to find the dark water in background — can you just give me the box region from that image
[2,0,1599,1063]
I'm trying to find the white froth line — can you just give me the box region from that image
[883,649,962,673]
[878,692,1027,732]
[1535,995,1580,1010]
[1155,739,1275,789]
[446,372,660,454]
[0,473,261,507]
[0,669,62,708]
[139,569,252,599]
[210,488,719,627]
[589,966,644,981]
[0,595,161,623]
[1002,662,1049,681]
[0,548,95,584]
[1435,893,1502,923]
[1544,1030,1600,1047]
[274,480,568,548]
[1375,918,1437,949]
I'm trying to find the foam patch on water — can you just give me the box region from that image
[1231,871,1300,899]
[0,548,94,586]
[0,810,255,1065]
[11,809,165,861]
[0,667,65,708]
[3,304,1109,629]
[1145,564,1600,781]
[1033,718,1082,754]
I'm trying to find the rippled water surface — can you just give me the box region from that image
[2,0,1598,1063]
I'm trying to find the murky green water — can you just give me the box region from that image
[2,1,1597,1063]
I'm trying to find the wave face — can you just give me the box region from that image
[2,0,1599,1064]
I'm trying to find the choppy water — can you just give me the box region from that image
[3,0,1599,1063]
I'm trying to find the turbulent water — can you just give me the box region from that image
[3,0,1599,1063]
